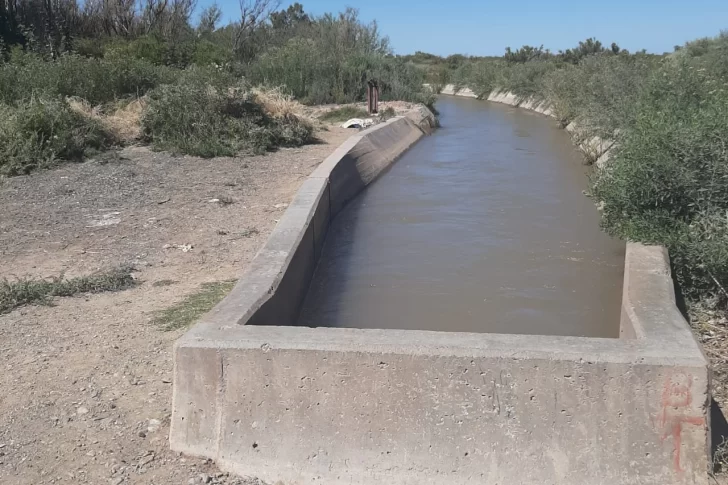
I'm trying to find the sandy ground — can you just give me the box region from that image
[0,126,350,485]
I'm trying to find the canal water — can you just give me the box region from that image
[297,96,624,337]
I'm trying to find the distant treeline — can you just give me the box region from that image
[0,1,432,105]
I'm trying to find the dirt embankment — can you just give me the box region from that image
[0,123,353,484]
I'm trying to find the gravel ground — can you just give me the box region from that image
[0,126,350,485]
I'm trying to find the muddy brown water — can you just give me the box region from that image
[297,96,624,337]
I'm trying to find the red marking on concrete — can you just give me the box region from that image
[658,375,706,474]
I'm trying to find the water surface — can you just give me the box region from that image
[297,96,624,337]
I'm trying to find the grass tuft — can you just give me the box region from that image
[0,266,137,314]
[151,280,236,331]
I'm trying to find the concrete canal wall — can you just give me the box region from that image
[170,101,710,484]
[440,84,615,167]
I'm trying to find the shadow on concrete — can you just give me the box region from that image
[713,399,728,473]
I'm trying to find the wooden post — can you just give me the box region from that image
[367,80,379,114]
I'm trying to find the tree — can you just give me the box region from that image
[559,38,607,64]
[234,0,279,60]
[270,2,308,30]
[504,44,547,63]
[198,3,222,34]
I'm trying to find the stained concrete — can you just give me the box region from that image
[170,101,710,484]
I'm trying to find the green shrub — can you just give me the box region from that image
[247,9,431,106]
[452,60,506,97]
[319,106,369,123]
[499,60,556,100]
[591,59,728,300]
[543,54,654,135]
[141,79,313,157]
[0,52,174,105]
[105,35,197,68]
[0,97,113,176]
[192,39,235,67]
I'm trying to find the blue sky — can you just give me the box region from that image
[209,0,727,56]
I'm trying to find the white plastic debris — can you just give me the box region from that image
[341,118,375,129]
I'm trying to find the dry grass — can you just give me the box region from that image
[67,96,145,143]
[691,301,728,406]
[252,86,306,120]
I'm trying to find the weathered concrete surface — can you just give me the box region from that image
[440,84,478,98]
[171,95,710,484]
[172,245,710,485]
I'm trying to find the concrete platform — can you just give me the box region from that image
[170,106,710,484]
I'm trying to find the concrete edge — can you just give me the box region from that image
[180,109,436,339]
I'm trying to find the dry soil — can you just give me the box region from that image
[0,126,350,485]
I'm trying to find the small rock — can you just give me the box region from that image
[77,406,89,415]
[147,419,161,433]
[111,478,124,485]
[188,479,196,485]
[138,431,146,438]
[199,474,212,483]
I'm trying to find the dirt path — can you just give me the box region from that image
[0,127,350,485]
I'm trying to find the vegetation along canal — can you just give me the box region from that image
[298,96,625,337]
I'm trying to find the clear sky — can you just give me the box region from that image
[209,0,728,56]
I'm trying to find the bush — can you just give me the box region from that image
[247,9,431,106]
[542,54,654,135]
[141,78,313,157]
[0,97,113,176]
[591,59,728,300]
[104,35,197,68]
[451,60,506,97]
[319,106,369,123]
[499,60,556,100]
[0,52,174,105]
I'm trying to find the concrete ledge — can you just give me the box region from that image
[171,96,710,484]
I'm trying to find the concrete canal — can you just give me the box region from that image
[297,95,624,337]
